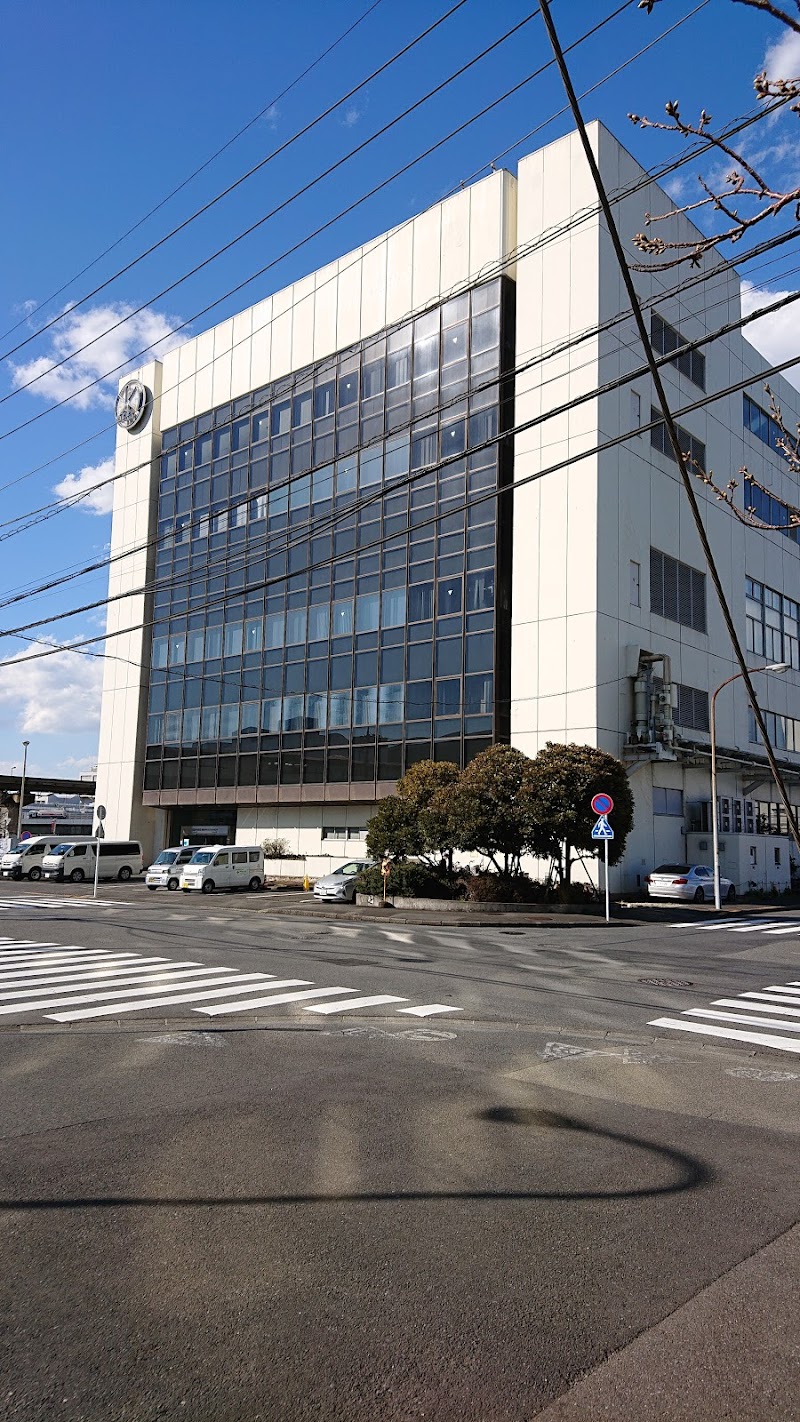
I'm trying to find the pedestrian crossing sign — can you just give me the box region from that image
[591,814,614,840]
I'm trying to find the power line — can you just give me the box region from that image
[537,0,800,858]
[4,337,800,662]
[0,0,465,368]
[0,0,711,512]
[2,210,798,604]
[0,0,385,348]
[4,0,737,443]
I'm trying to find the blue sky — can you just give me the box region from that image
[0,0,797,775]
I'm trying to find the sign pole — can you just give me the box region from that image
[604,837,610,923]
[93,805,107,900]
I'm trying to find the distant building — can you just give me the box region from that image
[19,795,94,840]
[96,122,800,891]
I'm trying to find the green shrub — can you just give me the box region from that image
[460,870,544,904]
[354,861,454,899]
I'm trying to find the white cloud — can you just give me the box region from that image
[741,280,800,391]
[0,641,104,736]
[52,456,115,516]
[264,103,280,130]
[341,105,362,128]
[763,26,800,82]
[9,302,186,410]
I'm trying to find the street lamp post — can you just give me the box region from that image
[17,740,30,843]
[711,664,789,910]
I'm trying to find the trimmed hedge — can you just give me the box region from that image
[355,861,453,899]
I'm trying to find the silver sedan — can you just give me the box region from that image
[313,860,373,903]
[646,864,736,903]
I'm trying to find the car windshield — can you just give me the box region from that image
[190,851,214,865]
[50,844,72,857]
[154,851,177,866]
[653,864,690,874]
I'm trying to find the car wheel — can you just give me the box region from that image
[69,868,85,883]
[10,869,21,881]
[726,885,736,903]
[118,866,132,882]
[28,866,42,882]
[693,886,705,903]
[167,878,179,891]
[248,876,261,892]
[201,879,215,895]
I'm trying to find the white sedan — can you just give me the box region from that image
[646,864,736,903]
[313,861,373,903]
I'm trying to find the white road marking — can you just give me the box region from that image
[2,972,272,1017]
[649,1017,800,1053]
[0,966,230,1002]
[47,976,285,1022]
[397,1004,462,1017]
[304,994,407,1014]
[697,921,753,932]
[381,931,414,944]
[760,925,800,935]
[739,990,800,1007]
[712,997,800,1018]
[686,1008,800,1032]
[0,955,148,982]
[727,922,786,933]
[0,950,127,968]
[328,927,361,938]
[0,941,61,952]
[197,985,348,1015]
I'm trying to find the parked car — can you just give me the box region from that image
[145,845,202,891]
[180,845,264,894]
[313,861,373,903]
[646,863,735,903]
[1,835,94,881]
[42,840,143,883]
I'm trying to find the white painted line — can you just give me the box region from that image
[0,963,183,992]
[196,985,345,1016]
[760,926,800,935]
[727,922,785,933]
[0,966,228,1002]
[381,931,414,944]
[667,922,701,929]
[739,991,800,1007]
[329,927,361,938]
[0,941,61,951]
[45,976,280,1022]
[304,994,408,1015]
[686,1009,800,1033]
[0,971,271,1016]
[648,1017,800,1053]
[712,997,800,1018]
[397,1004,463,1017]
[0,951,124,968]
[762,984,800,996]
[697,921,756,932]
[0,955,147,982]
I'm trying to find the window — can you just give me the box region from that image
[675,683,709,732]
[743,478,800,545]
[650,548,707,633]
[651,312,705,389]
[629,560,640,608]
[743,393,783,455]
[630,390,641,431]
[745,577,800,668]
[232,851,248,865]
[653,787,683,816]
[650,407,706,472]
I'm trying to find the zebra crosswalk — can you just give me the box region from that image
[668,917,800,937]
[0,937,460,1025]
[650,977,800,1055]
[0,895,119,911]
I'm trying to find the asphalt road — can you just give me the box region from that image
[1,882,799,1420]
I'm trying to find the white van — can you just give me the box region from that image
[180,844,264,895]
[1,835,95,882]
[42,840,144,883]
[145,845,201,891]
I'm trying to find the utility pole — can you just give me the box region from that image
[17,740,30,842]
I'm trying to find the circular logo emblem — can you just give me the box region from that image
[115,379,148,431]
[591,792,614,815]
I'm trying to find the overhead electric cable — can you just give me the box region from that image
[0,0,385,347]
[538,0,800,857]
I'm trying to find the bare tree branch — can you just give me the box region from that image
[732,0,800,35]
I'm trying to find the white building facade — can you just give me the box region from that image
[96,123,800,891]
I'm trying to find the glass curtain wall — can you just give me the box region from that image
[144,278,514,794]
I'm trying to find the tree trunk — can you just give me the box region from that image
[564,842,572,885]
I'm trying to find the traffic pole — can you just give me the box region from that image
[604,838,610,923]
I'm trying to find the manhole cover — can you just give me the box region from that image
[639,977,693,988]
